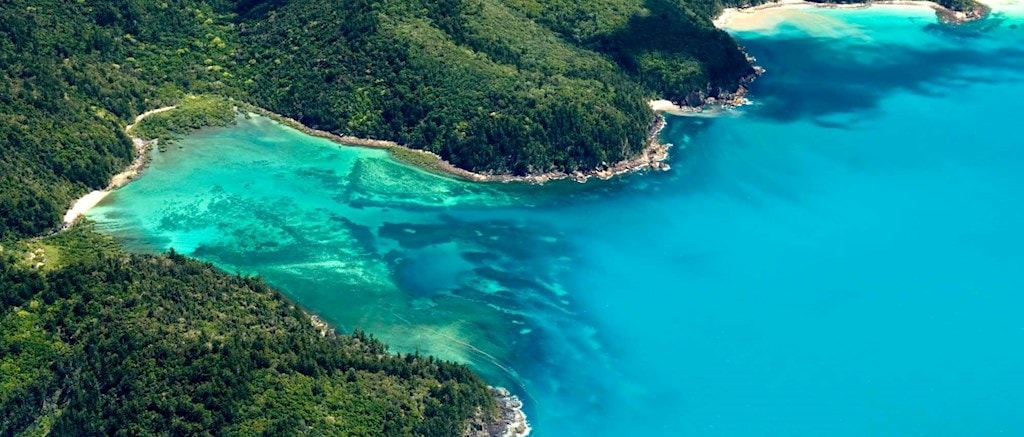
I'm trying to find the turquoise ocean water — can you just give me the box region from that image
[89,6,1024,436]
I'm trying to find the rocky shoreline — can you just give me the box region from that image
[304,315,529,437]
[658,53,765,113]
[115,108,179,187]
[931,1,989,23]
[65,82,746,227]
[464,387,531,437]
[251,106,674,184]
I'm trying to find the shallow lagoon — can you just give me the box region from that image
[90,6,1024,435]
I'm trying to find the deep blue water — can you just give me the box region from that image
[90,6,1024,435]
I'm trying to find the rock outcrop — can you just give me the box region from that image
[465,387,530,437]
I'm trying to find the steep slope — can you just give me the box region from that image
[236,0,755,175]
[499,0,755,102]
[237,0,647,174]
[0,0,242,239]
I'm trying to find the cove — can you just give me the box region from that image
[88,5,1024,436]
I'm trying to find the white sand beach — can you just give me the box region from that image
[61,106,176,226]
[63,190,111,224]
[649,99,685,113]
[714,0,987,34]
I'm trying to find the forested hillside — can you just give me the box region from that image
[0,0,242,239]
[237,0,754,175]
[0,0,768,239]
[0,227,496,435]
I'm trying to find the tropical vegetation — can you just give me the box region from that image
[1,226,496,435]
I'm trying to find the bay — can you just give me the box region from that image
[89,5,1024,435]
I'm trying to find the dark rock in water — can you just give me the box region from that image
[684,90,707,107]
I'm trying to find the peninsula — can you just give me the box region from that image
[1,0,989,238]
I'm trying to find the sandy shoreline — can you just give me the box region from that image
[714,0,989,29]
[62,106,175,226]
